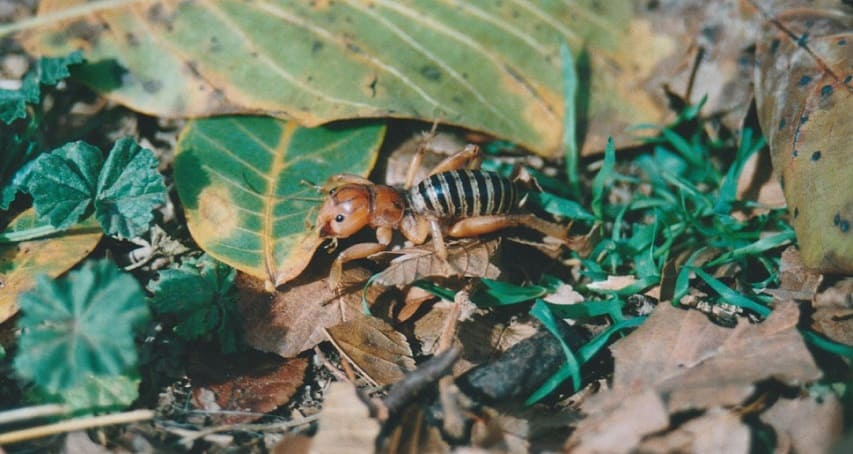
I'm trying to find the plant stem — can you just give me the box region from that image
[0,409,154,445]
[0,404,68,426]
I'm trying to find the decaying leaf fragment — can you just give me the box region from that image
[569,302,822,450]
[0,209,101,323]
[369,238,501,288]
[309,383,381,454]
[565,390,669,454]
[753,2,853,272]
[326,314,415,387]
[609,302,821,413]
[811,277,853,345]
[236,267,387,358]
[190,352,308,425]
[636,407,750,454]
[760,393,843,454]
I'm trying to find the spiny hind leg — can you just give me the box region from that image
[448,214,569,243]
[404,121,441,189]
[427,144,482,175]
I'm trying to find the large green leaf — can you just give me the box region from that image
[174,117,384,286]
[19,0,681,156]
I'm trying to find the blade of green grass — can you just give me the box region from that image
[530,300,581,392]
[526,316,646,404]
[561,42,580,197]
[800,329,853,358]
[693,268,771,317]
[591,137,616,220]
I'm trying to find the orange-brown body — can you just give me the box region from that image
[315,144,568,288]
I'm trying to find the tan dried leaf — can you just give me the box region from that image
[590,302,820,416]
[565,390,669,454]
[237,267,384,358]
[311,383,380,454]
[384,132,466,187]
[587,275,638,292]
[637,408,750,454]
[812,277,853,345]
[760,394,843,454]
[371,239,500,288]
[383,405,449,454]
[326,314,415,386]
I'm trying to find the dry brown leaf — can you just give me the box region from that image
[769,246,825,302]
[565,390,669,454]
[326,314,415,387]
[370,238,500,288]
[237,267,387,358]
[589,302,820,417]
[753,1,853,273]
[469,407,577,453]
[760,394,843,454]
[735,147,786,213]
[812,277,853,345]
[189,352,308,425]
[586,275,638,293]
[397,286,437,323]
[640,0,761,132]
[383,405,449,454]
[311,382,381,454]
[637,407,750,454]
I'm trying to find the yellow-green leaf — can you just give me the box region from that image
[0,209,102,323]
[754,4,853,273]
[174,116,384,286]
[19,0,680,157]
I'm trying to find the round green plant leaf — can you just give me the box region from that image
[174,117,384,286]
[14,259,149,393]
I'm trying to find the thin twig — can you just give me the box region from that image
[0,409,154,445]
[0,404,68,426]
[383,346,460,417]
[436,290,468,353]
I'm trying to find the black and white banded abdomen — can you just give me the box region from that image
[406,170,519,218]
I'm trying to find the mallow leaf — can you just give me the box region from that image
[24,137,166,238]
[0,51,83,124]
[95,137,167,239]
[25,141,102,230]
[148,254,242,352]
[14,259,150,394]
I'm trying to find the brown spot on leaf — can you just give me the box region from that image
[420,65,442,81]
[197,186,239,240]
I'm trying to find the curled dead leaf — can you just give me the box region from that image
[189,352,308,425]
[237,267,390,358]
[370,238,501,288]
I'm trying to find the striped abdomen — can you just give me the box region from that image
[406,170,519,218]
